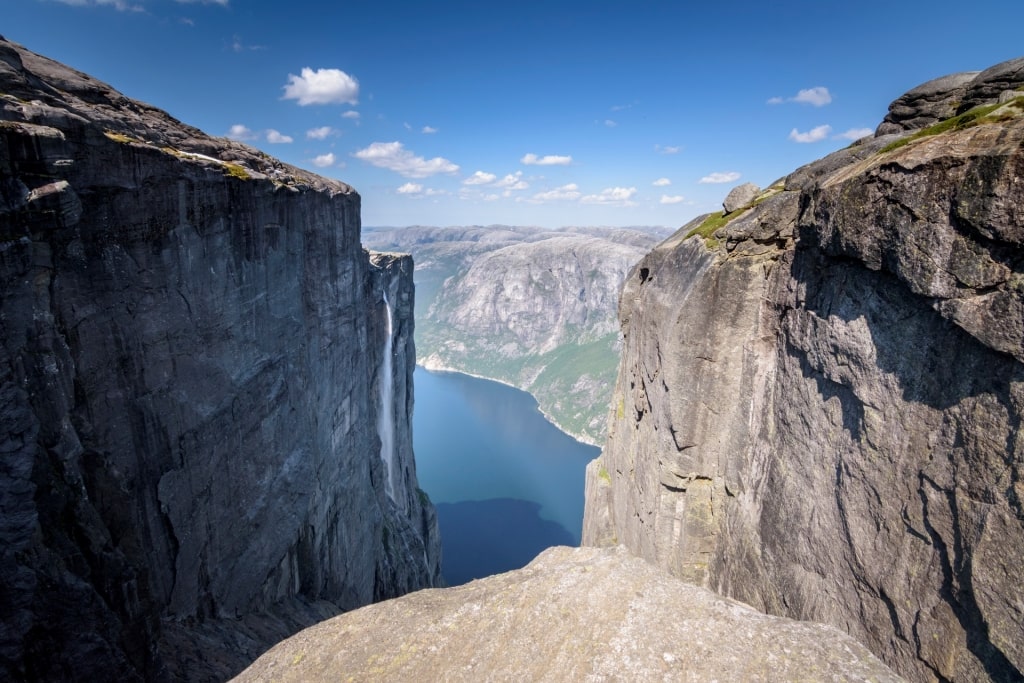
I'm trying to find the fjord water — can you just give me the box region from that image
[412,367,600,585]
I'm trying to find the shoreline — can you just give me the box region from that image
[416,360,603,448]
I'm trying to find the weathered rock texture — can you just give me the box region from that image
[233,545,902,682]
[0,36,439,681]
[584,62,1024,682]
[363,225,667,444]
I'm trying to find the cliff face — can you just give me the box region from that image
[584,59,1024,682]
[363,225,666,443]
[0,36,439,681]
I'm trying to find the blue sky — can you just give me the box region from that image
[6,1,1023,228]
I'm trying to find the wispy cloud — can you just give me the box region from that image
[265,129,293,144]
[532,184,581,202]
[311,153,336,168]
[341,110,361,120]
[306,126,336,140]
[768,86,832,107]
[282,67,359,106]
[54,0,144,11]
[353,141,459,178]
[494,172,527,191]
[397,182,444,197]
[789,125,832,143]
[229,35,264,52]
[660,195,686,204]
[177,0,229,5]
[422,126,438,134]
[654,144,681,155]
[521,153,572,166]
[652,177,671,187]
[463,171,497,185]
[226,124,257,141]
[837,127,874,141]
[699,171,741,184]
[604,119,617,127]
[581,186,637,206]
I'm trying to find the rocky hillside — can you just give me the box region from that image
[363,225,667,443]
[584,58,1024,681]
[234,545,901,682]
[0,36,440,681]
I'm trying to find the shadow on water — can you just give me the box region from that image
[436,498,575,586]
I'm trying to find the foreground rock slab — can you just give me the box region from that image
[234,546,902,682]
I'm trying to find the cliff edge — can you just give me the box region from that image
[584,58,1024,681]
[0,36,440,681]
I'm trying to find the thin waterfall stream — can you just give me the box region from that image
[377,295,398,505]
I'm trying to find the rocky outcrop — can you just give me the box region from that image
[363,225,666,444]
[584,61,1024,681]
[0,36,439,681]
[233,545,902,682]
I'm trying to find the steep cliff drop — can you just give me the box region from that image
[584,58,1024,681]
[0,36,440,681]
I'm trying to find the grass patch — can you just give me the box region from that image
[104,130,134,144]
[224,162,251,180]
[597,464,612,484]
[879,99,1023,154]
[685,210,744,248]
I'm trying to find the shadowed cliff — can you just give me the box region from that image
[584,58,1024,681]
[0,36,440,681]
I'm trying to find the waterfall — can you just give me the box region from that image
[377,294,398,505]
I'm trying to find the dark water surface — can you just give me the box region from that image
[412,367,599,585]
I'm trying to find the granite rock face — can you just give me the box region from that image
[233,545,903,683]
[585,60,1024,681]
[0,36,439,681]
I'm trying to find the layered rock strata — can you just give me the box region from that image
[0,36,439,681]
[234,545,902,682]
[584,60,1024,681]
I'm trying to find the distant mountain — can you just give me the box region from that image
[363,225,671,444]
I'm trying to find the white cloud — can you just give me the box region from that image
[341,111,361,120]
[306,126,335,140]
[463,171,497,185]
[521,153,572,166]
[794,87,832,106]
[494,172,527,191]
[422,126,438,134]
[604,119,617,127]
[789,125,832,143]
[265,129,293,144]
[532,183,581,202]
[769,86,832,107]
[229,35,264,52]
[311,153,336,168]
[655,144,681,155]
[226,124,256,141]
[581,186,637,206]
[699,171,741,184]
[653,177,671,187]
[838,127,874,141]
[660,195,686,205]
[282,67,359,106]
[353,141,459,178]
[397,182,444,197]
[177,0,229,5]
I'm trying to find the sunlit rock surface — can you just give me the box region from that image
[584,60,1024,681]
